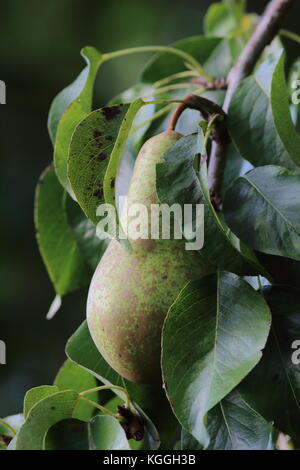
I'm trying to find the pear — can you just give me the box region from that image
[87,130,213,383]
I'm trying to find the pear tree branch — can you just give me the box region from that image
[208,0,295,210]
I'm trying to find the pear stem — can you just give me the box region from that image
[153,70,200,88]
[102,46,212,80]
[79,384,131,409]
[167,93,226,131]
[79,396,119,418]
[168,101,188,131]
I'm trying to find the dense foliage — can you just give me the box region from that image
[2,0,300,450]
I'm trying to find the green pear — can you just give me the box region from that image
[87,130,213,383]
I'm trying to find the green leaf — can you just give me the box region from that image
[181,390,273,450]
[54,359,98,421]
[68,100,144,233]
[103,100,145,209]
[48,47,102,145]
[50,417,130,451]
[141,36,222,83]
[204,36,244,78]
[222,143,253,196]
[66,321,161,449]
[239,285,300,441]
[228,51,300,170]
[205,391,273,450]
[224,165,300,261]
[271,52,300,165]
[198,159,265,275]
[90,415,130,450]
[16,390,78,450]
[45,416,130,450]
[162,271,271,447]
[66,320,153,407]
[204,1,245,37]
[110,83,155,152]
[181,429,202,450]
[66,320,123,387]
[52,47,103,195]
[34,166,91,296]
[45,419,90,450]
[66,196,109,271]
[156,133,265,276]
[256,251,300,290]
[24,386,59,419]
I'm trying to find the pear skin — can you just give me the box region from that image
[87,130,213,383]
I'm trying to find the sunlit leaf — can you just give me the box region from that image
[52,47,103,195]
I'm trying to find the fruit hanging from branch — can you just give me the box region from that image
[87,129,213,383]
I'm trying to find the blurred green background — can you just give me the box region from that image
[0,0,299,417]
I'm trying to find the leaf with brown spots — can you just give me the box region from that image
[51,47,103,196]
[68,99,144,237]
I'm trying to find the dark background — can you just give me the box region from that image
[0,0,298,417]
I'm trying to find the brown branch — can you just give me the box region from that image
[168,93,226,131]
[208,0,295,210]
[191,77,228,90]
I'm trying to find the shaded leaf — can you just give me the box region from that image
[228,51,300,170]
[16,390,78,450]
[66,320,122,387]
[162,271,271,447]
[206,391,274,450]
[66,321,161,449]
[66,197,109,270]
[222,143,253,196]
[271,52,300,166]
[181,390,274,451]
[181,429,202,450]
[45,419,90,450]
[239,285,300,441]
[198,159,265,275]
[45,415,130,451]
[156,133,265,275]
[90,415,130,450]
[34,166,91,296]
[54,359,98,421]
[224,165,300,261]
[256,251,300,290]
